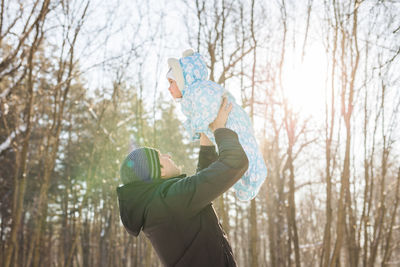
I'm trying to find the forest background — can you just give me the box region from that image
[0,0,399,266]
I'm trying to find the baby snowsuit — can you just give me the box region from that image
[168,50,267,201]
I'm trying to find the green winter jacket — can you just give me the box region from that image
[116,128,249,266]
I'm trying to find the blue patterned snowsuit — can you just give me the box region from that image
[178,52,267,201]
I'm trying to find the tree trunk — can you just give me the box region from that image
[249,199,259,267]
[3,8,47,263]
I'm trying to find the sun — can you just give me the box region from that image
[282,44,328,119]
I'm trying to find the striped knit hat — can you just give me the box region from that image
[120,147,161,184]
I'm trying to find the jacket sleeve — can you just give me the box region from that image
[195,145,218,173]
[164,128,249,215]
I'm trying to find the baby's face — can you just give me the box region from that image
[167,78,182,99]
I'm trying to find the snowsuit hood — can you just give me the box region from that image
[180,52,208,89]
[167,49,208,96]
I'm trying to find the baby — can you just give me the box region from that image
[166,49,267,201]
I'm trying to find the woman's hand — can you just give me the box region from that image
[200,133,213,146]
[209,97,232,132]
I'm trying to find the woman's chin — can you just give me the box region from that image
[174,166,182,176]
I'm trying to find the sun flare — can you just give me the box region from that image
[282,46,327,118]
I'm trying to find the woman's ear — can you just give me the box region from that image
[160,161,166,178]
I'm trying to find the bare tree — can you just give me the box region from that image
[2,1,51,266]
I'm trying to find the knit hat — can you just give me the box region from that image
[120,147,161,184]
[166,68,175,81]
